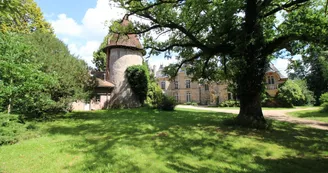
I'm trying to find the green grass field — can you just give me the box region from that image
[1,108,328,173]
[288,109,328,123]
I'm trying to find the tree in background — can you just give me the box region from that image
[0,33,58,115]
[287,45,328,105]
[21,32,92,111]
[112,0,328,127]
[0,0,93,116]
[93,34,111,71]
[0,0,53,33]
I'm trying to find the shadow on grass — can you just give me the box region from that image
[46,108,328,173]
[291,110,328,118]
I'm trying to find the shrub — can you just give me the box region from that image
[191,102,198,106]
[158,95,177,111]
[276,80,306,107]
[184,102,198,106]
[319,92,328,105]
[319,93,328,112]
[145,80,163,108]
[125,65,150,104]
[0,114,25,146]
[219,100,240,107]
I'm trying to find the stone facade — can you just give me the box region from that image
[156,63,287,105]
[156,66,229,105]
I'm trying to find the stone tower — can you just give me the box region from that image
[103,15,143,108]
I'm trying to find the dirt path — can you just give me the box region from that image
[177,105,328,130]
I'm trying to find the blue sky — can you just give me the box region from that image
[35,0,290,75]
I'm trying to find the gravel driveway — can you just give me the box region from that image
[177,105,328,130]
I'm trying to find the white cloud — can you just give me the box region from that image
[49,0,168,68]
[49,0,126,67]
[68,41,100,66]
[51,14,83,36]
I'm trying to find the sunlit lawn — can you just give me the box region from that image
[1,108,328,173]
[288,109,328,123]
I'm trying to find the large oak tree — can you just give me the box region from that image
[111,0,328,127]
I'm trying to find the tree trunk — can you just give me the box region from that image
[236,58,267,128]
[7,97,11,114]
[237,88,266,126]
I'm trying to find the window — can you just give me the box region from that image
[186,92,191,102]
[96,95,101,102]
[267,76,275,84]
[186,80,191,88]
[174,81,179,89]
[205,84,209,91]
[228,93,233,100]
[175,93,179,102]
[161,81,166,89]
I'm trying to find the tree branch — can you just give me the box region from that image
[173,51,204,77]
[261,0,309,18]
[263,34,328,56]
[144,43,196,52]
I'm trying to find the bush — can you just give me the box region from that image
[320,92,328,105]
[219,100,240,107]
[145,80,163,108]
[191,102,198,106]
[125,65,150,104]
[319,93,328,112]
[276,80,306,107]
[184,102,198,106]
[158,95,177,111]
[0,114,25,145]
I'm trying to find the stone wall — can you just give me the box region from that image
[107,48,143,108]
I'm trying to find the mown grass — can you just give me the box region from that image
[288,109,328,123]
[0,108,328,173]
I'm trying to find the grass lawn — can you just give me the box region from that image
[288,109,328,123]
[1,108,328,173]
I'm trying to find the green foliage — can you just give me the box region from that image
[158,95,177,111]
[276,80,306,107]
[293,79,314,105]
[125,65,150,104]
[0,0,53,34]
[287,45,328,105]
[219,100,240,107]
[0,114,25,145]
[92,34,110,71]
[1,109,328,172]
[184,102,198,106]
[319,92,328,104]
[22,32,93,110]
[0,32,92,117]
[112,0,328,124]
[145,78,163,108]
[0,33,58,115]
[319,92,328,112]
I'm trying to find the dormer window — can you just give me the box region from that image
[267,76,275,84]
[161,81,166,89]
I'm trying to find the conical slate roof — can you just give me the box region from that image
[105,15,143,50]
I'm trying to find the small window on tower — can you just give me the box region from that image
[205,84,209,91]
[96,95,101,102]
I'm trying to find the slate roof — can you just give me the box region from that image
[267,63,287,79]
[104,15,143,50]
[96,78,115,88]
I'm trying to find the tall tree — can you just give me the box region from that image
[287,45,328,105]
[93,34,111,71]
[0,0,53,33]
[112,0,328,127]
